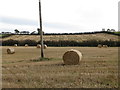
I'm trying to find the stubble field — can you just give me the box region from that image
[1,46,118,88]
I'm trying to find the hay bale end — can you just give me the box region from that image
[103,45,108,48]
[14,44,17,47]
[25,44,28,47]
[7,48,15,54]
[98,44,102,48]
[44,44,47,49]
[63,49,82,65]
[37,44,41,48]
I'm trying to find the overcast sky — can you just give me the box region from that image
[0,0,119,33]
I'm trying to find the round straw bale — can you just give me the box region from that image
[105,45,108,48]
[44,44,47,49]
[98,44,102,48]
[25,44,28,47]
[14,44,17,47]
[37,44,41,48]
[103,45,108,48]
[7,48,15,54]
[63,49,82,65]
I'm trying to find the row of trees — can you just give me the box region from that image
[14,28,117,35]
[1,28,117,35]
[14,28,43,35]
[13,30,119,36]
[1,39,120,47]
[1,29,39,35]
[102,28,116,32]
[14,29,31,34]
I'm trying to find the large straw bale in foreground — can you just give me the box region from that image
[63,49,82,65]
[7,48,15,54]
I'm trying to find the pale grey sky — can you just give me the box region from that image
[0,0,119,33]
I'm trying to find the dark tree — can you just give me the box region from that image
[37,28,40,34]
[37,28,44,35]
[107,29,111,32]
[14,29,19,34]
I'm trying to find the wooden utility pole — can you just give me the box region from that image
[39,0,44,58]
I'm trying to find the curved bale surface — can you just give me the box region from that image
[7,48,15,54]
[25,44,28,47]
[44,45,47,49]
[63,49,82,65]
[98,44,102,48]
[14,44,17,47]
[103,45,108,48]
[37,44,41,48]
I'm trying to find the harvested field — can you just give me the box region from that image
[1,33,119,42]
[2,46,118,88]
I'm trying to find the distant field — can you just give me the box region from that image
[2,46,118,88]
[0,34,12,38]
[2,33,119,42]
[114,32,120,34]
[0,34,3,38]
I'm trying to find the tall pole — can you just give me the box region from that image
[39,0,44,58]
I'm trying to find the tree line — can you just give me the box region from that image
[1,31,120,37]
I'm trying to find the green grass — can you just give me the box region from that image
[0,34,11,38]
[114,31,120,34]
[0,34,3,38]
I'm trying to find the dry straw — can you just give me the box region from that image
[7,48,15,54]
[63,49,82,65]
[44,44,47,49]
[98,44,102,48]
[37,44,41,48]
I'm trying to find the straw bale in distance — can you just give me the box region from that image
[14,44,17,47]
[37,44,41,48]
[98,44,102,48]
[7,48,15,54]
[103,45,108,48]
[63,49,82,65]
[44,44,47,49]
[25,44,28,47]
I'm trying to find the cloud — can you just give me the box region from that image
[0,16,38,26]
[0,16,81,32]
[44,22,80,30]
